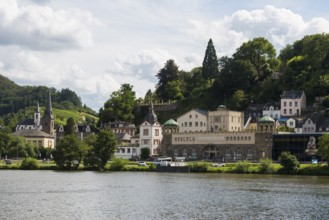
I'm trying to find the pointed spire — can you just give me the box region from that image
[144,101,158,124]
[45,89,54,119]
[35,101,40,113]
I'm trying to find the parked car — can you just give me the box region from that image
[212,163,225,167]
[139,161,147,166]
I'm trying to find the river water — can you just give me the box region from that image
[0,171,328,220]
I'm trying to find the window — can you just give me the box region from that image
[231,116,234,122]
[284,109,287,114]
[155,129,159,136]
[189,122,192,127]
[289,102,292,107]
[289,122,293,126]
[295,101,298,107]
[195,122,198,127]
[183,149,187,156]
[127,148,131,153]
[122,148,125,153]
[189,114,192,118]
[289,109,292,114]
[284,102,286,107]
[195,114,198,119]
[192,148,196,156]
[143,129,149,136]
[132,148,136,153]
[184,122,187,127]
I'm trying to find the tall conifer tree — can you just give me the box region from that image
[202,39,219,83]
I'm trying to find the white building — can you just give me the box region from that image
[263,102,281,119]
[16,102,42,131]
[280,90,306,117]
[177,109,207,133]
[139,103,163,156]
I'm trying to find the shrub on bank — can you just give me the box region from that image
[20,157,39,170]
[298,164,329,175]
[109,158,127,171]
[188,162,208,172]
[278,152,300,174]
[258,158,275,174]
[148,163,156,171]
[235,160,252,173]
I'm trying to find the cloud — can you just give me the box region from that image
[184,5,329,56]
[107,49,174,83]
[0,0,100,50]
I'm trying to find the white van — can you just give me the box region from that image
[154,157,172,166]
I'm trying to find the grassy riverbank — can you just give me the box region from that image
[1,159,328,175]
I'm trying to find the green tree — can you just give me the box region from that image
[93,129,117,170]
[59,88,82,108]
[155,59,180,100]
[234,37,277,81]
[7,136,36,159]
[100,84,136,123]
[64,117,76,136]
[0,129,11,157]
[165,80,183,100]
[229,90,248,110]
[140,147,150,160]
[279,151,300,174]
[318,133,329,166]
[54,134,89,170]
[202,39,219,83]
[144,89,154,104]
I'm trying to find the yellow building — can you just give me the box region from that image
[13,129,55,149]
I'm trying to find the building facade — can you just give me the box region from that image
[161,116,275,162]
[139,103,163,156]
[208,105,244,132]
[177,109,207,133]
[280,90,306,117]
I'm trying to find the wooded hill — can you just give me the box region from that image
[0,74,98,130]
[99,33,329,126]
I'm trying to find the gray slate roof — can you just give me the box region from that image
[13,129,54,138]
[281,90,304,99]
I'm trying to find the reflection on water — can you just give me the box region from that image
[0,171,329,220]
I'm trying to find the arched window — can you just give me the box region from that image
[183,149,187,156]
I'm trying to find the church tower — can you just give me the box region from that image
[34,101,41,128]
[41,90,55,137]
[139,102,163,156]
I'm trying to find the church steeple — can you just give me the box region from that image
[45,90,54,119]
[144,102,158,124]
[41,90,55,136]
[34,101,41,128]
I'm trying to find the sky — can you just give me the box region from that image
[1,0,329,111]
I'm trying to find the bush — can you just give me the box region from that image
[20,157,39,170]
[148,163,156,171]
[188,162,208,172]
[259,158,274,174]
[109,158,127,171]
[235,160,251,173]
[279,151,300,174]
